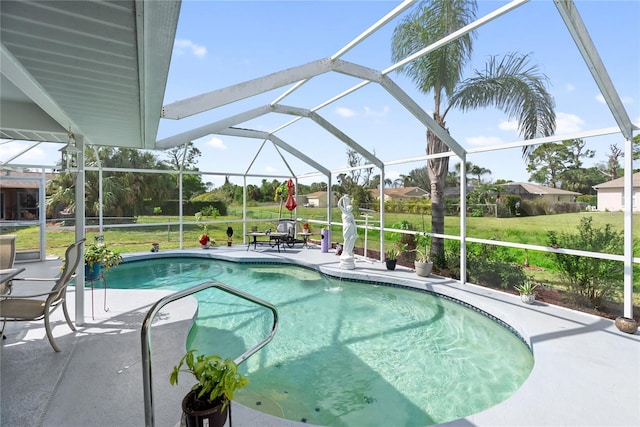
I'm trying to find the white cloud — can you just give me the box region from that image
[595,94,605,104]
[555,112,584,134]
[364,106,389,117]
[498,120,518,132]
[466,136,503,146]
[0,142,47,163]
[205,137,226,150]
[566,83,575,92]
[173,39,207,58]
[265,166,277,173]
[335,107,356,118]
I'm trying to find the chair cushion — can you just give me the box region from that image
[0,299,46,319]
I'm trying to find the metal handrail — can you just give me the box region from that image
[141,281,279,427]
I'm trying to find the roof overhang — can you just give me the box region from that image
[0,0,181,149]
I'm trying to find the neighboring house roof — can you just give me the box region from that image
[0,171,55,189]
[498,182,581,196]
[371,187,429,198]
[592,172,640,189]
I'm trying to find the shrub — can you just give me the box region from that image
[547,216,623,308]
[465,242,526,289]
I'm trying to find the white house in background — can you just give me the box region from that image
[593,173,640,212]
[304,191,337,208]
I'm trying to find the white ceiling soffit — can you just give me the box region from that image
[0,0,180,149]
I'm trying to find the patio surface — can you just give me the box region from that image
[1,242,639,427]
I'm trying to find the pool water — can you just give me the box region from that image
[109,258,533,426]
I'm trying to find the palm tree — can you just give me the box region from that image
[469,164,491,185]
[392,0,555,264]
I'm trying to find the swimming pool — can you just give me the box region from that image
[110,257,533,426]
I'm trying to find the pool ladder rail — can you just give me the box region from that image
[140,280,279,427]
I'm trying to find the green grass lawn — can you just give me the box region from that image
[5,207,639,305]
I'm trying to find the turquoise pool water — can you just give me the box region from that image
[109,258,533,426]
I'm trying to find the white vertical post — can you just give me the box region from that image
[623,136,634,318]
[243,176,247,241]
[379,167,385,261]
[75,135,86,326]
[39,169,46,261]
[459,155,467,285]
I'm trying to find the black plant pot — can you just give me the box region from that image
[385,259,397,270]
[182,391,229,427]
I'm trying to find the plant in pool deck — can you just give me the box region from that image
[170,350,248,414]
[84,241,123,274]
[195,212,214,246]
[385,243,408,261]
[514,278,539,295]
[413,233,431,263]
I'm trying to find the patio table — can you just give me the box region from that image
[246,232,289,252]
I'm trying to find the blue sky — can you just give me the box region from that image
[5,1,639,191]
[157,0,640,189]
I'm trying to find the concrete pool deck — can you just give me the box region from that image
[1,243,638,427]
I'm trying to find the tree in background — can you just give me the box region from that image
[84,148,173,216]
[528,139,596,193]
[164,142,207,200]
[453,161,491,186]
[527,143,569,187]
[392,0,555,265]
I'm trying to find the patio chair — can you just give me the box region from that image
[0,235,17,294]
[0,238,85,352]
[276,219,296,248]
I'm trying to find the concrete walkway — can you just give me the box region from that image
[1,244,638,426]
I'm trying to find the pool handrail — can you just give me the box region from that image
[140,280,279,427]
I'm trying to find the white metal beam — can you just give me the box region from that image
[161,59,334,119]
[554,0,636,139]
[217,127,331,177]
[156,105,275,149]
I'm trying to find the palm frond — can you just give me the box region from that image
[448,52,556,156]
[392,0,477,101]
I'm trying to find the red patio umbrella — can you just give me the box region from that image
[285,178,297,211]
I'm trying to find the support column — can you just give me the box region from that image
[75,135,86,326]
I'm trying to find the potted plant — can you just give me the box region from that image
[84,241,123,281]
[413,233,433,277]
[384,243,407,270]
[514,278,539,304]
[170,349,249,427]
[196,212,214,248]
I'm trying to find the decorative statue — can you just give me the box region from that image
[337,195,356,269]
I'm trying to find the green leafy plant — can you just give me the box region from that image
[84,241,123,273]
[195,212,214,245]
[385,247,400,261]
[414,233,430,263]
[514,278,539,295]
[385,243,407,261]
[170,350,248,412]
[547,216,623,308]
